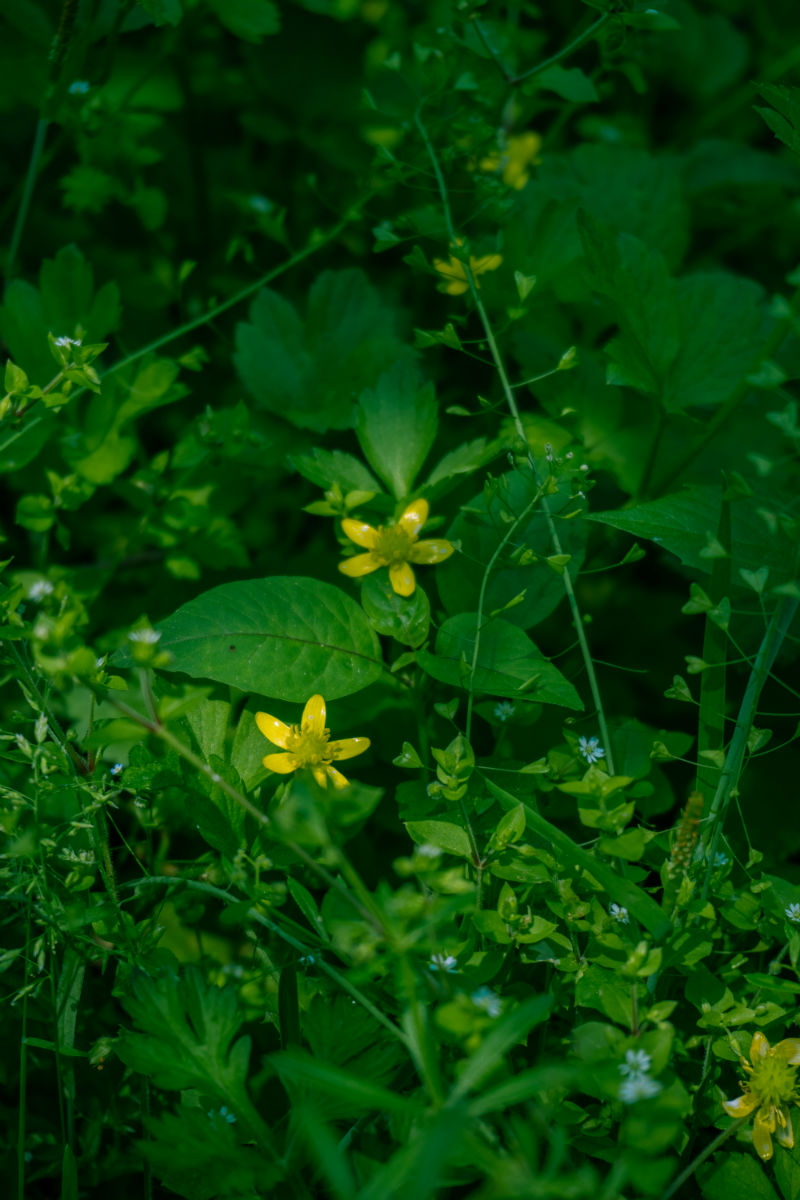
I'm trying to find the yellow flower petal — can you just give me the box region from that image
[325,764,351,790]
[255,711,292,749]
[398,498,429,537]
[311,765,329,789]
[751,1031,770,1064]
[444,278,470,295]
[389,560,416,596]
[409,538,454,564]
[302,694,326,736]
[723,1093,759,1118]
[433,257,467,283]
[776,1107,794,1149]
[471,253,503,275]
[753,1111,775,1161]
[328,736,371,761]
[341,519,380,550]
[263,752,300,774]
[339,552,382,578]
[775,1039,800,1065]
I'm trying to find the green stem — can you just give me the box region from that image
[510,11,614,86]
[662,1118,749,1200]
[698,592,799,904]
[18,898,32,1200]
[5,118,48,290]
[8,644,88,774]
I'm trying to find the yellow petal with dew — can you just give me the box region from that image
[776,1107,794,1149]
[751,1031,770,1064]
[311,765,329,789]
[339,552,382,578]
[753,1111,775,1161]
[325,764,351,790]
[302,694,326,736]
[723,1093,759,1118]
[263,752,300,774]
[329,736,370,761]
[342,519,379,550]
[409,538,454,564]
[775,1039,800,1065]
[398,498,429,537]
[389,560,416,596]
[255,712,293,749]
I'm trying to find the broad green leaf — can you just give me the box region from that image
[356,360,437,498]
[422,437,500,497]
[575,964,635,1027]
[234,269,405,433]
[113,577,382,701]
[755,84,800,162]
[486,779,673,941]
[589,486,795,582]
[701,1153,780,1200]
[291,447,380,494]
[535,65,598,103]
[418,614,583,710]
[405,819,472,859]
[207,0,280,41]
[438,471,587,630]
[774,1139,800,1200]
[360,572,430,647]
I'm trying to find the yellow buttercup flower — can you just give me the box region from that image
[433,246,503,296]
[339,498,454,596]
[480,131,542,190]
[723,1030,800,1161]
[255,694,369,790]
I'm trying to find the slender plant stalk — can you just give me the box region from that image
[662,1118,749,1200]
[698,591,799,903]
[5,119,48,290]
[510,11,614,86]
[415,110,615,772]
[695,491,731,805]
[17,897,32,1200]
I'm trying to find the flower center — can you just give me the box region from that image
[747,1054,799,1108]
[374,523,417,565]
[286,724,332,767]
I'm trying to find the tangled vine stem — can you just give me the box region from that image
[415,111,616,775]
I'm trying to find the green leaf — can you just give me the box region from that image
[589,486,795,582]
[755,84,800,162]
[535,65,598,103]
[438,471,587,631]
[418,614,583,709]
[117,965,251,1099]
[701,1153,781,1200]
[360,572,430,647]
[422,437,500,496]
[270,1049,416,1116]
[112,577,382,701]
[292,448,381,494]
[356,360,437,499]
[448,995,553,1102]
[467,1064,580,1117]
[774,1139,800,1200]
[138,0,183,25]
[486,779,673,941]
[405,819,472,859]
[575,964,635,1027]
[207,0,280,42]
[234,269,405,433]
[141,1108,278,1200]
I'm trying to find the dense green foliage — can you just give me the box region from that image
[4,1,800,1197]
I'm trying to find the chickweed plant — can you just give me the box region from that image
[4,2,800,1198]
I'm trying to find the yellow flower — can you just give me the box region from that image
[723,1030,800,1161]
[339,498,454,596]
[255,694,370,790]
[433,247,503,296]
[479,131,542,190]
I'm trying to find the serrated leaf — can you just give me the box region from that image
[234,270,405,433]
[291,448,380,494]
[111,577,382,701]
